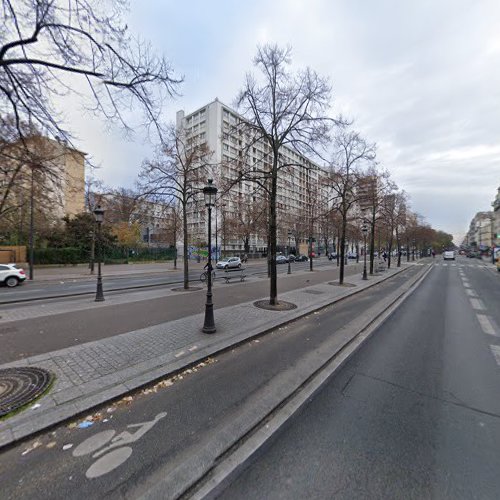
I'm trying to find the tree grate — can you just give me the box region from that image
[0,367,53,418]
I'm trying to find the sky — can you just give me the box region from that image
[65,0,500,244]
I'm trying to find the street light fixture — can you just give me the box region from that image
[287,230,292,274]
[202,179,217,334]
[362,223,368,280]
[93,205,105,302]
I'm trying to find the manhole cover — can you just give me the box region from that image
[254,300,297,311]
[302,289,325,295]
[0,367,53,417]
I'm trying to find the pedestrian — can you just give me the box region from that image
[382,250,387,262]
[432,250,436,258]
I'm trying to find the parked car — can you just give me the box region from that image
[288,254,296,262]
[347,252,358,259]
[328,252,337,260]
[443,250,455,260]
[0,263,26,287]
[216,257,242,269]
[295,255,309,262]
[276,255,288,264]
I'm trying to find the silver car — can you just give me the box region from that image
[216,257,242,269]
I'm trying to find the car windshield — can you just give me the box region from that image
[219,258,229,262]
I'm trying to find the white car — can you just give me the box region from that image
[443,251,455,260]
[216,257,242,269]
[0,263,27,287]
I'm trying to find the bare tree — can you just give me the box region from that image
[140,125,212,289]
[327,129,376,284]
[0,0,181,141]
[358,167,391,274]
[236,44,338,305]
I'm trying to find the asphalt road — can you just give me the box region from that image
[0,258,341,304]
[220,256,500,499]
[0,264,422,499]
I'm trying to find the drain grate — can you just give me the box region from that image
[0,367,53,417]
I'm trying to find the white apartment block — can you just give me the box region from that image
[176,99,330,255]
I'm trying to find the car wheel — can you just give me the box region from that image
[225,265,228,269]
[238,263,241,268]
[5,276,19,288]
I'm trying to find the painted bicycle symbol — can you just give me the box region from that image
[72,412,167,478]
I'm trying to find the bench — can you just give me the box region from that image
[222,267,246,284]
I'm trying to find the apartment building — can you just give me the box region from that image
[176,99,330,255]
[465,211,494,250]
[1,135,85,222]
[493,186,500,248]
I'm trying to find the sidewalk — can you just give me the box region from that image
[0,262,419,448]
[29,262,187,282]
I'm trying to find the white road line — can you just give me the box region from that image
[174,351,185,358]
[451,264,457,267]
[489,345,500,365]
[465,289,478,297]
[442,263,448,267]
[470,298,486,311]
[477,315,499,337]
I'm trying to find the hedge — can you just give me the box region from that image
[34,247,88,265]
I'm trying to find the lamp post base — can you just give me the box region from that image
[202,292,216,334]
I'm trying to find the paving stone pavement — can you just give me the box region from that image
[0,263,414,448]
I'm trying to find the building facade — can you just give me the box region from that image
[465,211,494,251]
[493,187,500,248]
[176,99,330,256]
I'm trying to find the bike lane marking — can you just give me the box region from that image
[72,412,167,479]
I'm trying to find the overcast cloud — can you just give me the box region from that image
[65,0,500,243]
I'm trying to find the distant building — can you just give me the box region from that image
[465,211,494,250]
[493,187,500,248]
[1,135,85,221]
[176,99,330,255]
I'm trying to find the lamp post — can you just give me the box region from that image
[94,205,105,302]
[202,179,217,334]
[412,239,415,261]
[362,223,368,280]
[287,230,292,274]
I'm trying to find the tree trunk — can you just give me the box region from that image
[339,217,347,284]
[182,201,189,289]
[369,209,376,275]
[269,160,278,305]
[309,236,313,271]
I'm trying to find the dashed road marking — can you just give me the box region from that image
[477,315,498,337]
[489,345,500,365]
[188,345,198,352]
[174,351,185,358]
[465,289,478,297]
[470,298,486,311]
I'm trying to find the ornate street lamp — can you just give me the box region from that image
[362,223,368,280]
[202,179,217,334]
[93,205,105,302]
[287,230,292,274]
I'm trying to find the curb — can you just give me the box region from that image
[0,263,419,450]
[141,264,434,499]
